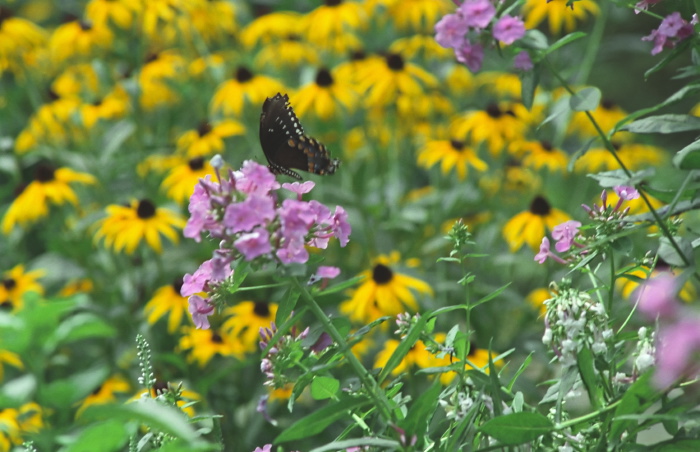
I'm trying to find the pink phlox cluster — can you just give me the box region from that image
[642,12,694,55]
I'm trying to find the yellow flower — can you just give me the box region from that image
[358,52,437,107]
[140,0,195,45]
[86,0,141,29]
[386,0,452,33]
[523,0,599,35]
[511,140,569,172]
[138,51,187,110]
[0,350,23,381]
[222,301,279,353]
[179,327,245,366]
[51,63,100,98]
[502,195,571,252]
[0,402,44,450]
[417,138,488,180]
[256,36,320,69]
[14,97,82,154]
[188,52,227,77]
[185,0,237,45]
[132,382,201,418]
[0,265,45,312]
[302,0,366,52]
[268,384,294,402]
[144,278,189,334]
[1,166,96,234]
[618,267,696,303]
[210,66,286,117]
[76,375,131,417]
[334,49,373,86]
[93,199,186,254]
[340,252,433,324]
[176,120,245,158]
[441,212,492,234]
[444,64,476,95]
[475,72,529,100]
[161,156,216,204]
[480,163,541,196]
[396,90,454,122]
[78,85,130,128]
[59,278,94,297]
[240,11,302,48]
[49,19,113,64]
[389,34,453,60]
[290,68,358,120]
[0,7,47,76]
[569,98,628,138]
[574,141,666,173]
[451,102,530,156]
[526,288,551,316]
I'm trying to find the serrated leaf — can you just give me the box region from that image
[478,412,553,445]
[570,87,601,112]
[621,114,700,134]
[310,376,339,400]
[673,139,700,169]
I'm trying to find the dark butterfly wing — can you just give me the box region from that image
[259,93,340,180]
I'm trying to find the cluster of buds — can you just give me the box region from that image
[259,322,310,389]
[542,281,613,368]
[395,312,421,337]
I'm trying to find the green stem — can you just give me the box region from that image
[291,278,394,421]
[555,399,620,430]
[575,1,608,85]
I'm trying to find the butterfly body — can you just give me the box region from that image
[259,93,339,180]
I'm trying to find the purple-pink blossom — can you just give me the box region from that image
[551,220,582,253]
[188,295,215,329]
[493,15,526,45]
[634,273,679,320]
[613,185,639,201]
[534,237,551,264]
[514,51,533,71]
[234,228,271,260]
[654,318,700,388]
[435,13,469,49]
[643,12,694,55]
[455,41,484,72]
[459,0,496,29]
[223,194,275,233]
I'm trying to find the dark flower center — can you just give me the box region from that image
[136,199,156,219]
[197,121,212,136]
[92,99,103,106]
[145,53,160,64]
[91,384,104,395]
[486,103,503,118]
[48,89,60,101]
[254,301,270,317]
[188,157,205,170]
[601,99,615,110]
[235,66,254,83]
[468,342,477,357]
[450,140,465,151]
[315,68,333,87]
[350,49,366,61]
[211,332,223,343]
[540,141,552,152]
[286,33,300,41]
[35,165,56,183]
[612,141,621,151]
[0,301,12,310]
[386,53,405,71]
[79,20,93,31]
[152,381,168,395]
[529,196,552,216]
[2,278,16,290]
[0,8,13,25]
[372,264,394,285]
[172,276,183,294]
[325,0,342,6]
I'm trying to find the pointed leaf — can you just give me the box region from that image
[621,114,700,134]
[570,87,601,112]
[478,412,553,445]
[673,139,700,169]
[310,376,340,400]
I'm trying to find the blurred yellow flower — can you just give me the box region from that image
[569,99,628,138]
[241,11,302,48]
[389,34,453,60]
[0,264,45,312]
[386,0,451,32]
[138,51,187,110]
[185,0,237,44]
[417,138,488,181]
[574,141,666,173]
[51,63,100,98]
[303,0,366,52]
[78,85,130,128]
[49,19,113,64]
[76,375,131,417]
[93,199,186,254]
[1,166,96,234]
[59,278,94,297]
[144,278,189,334]
[511,140,569,172]
[290,67,357,120]
[0,7,47,75]
[526,288,551,316]
[176,120,246,158]
[14,97,82,154]
[523,0,599,35]
[0,350,23,381]
[222,301,279,353]
[179,327,245,366]
[210,66,286,116]
[256,36,320,68]
[0,402,44,450]
[358,52,437,107]
[161,156,215,204]
[86,0,141,29]
[452,102,530,156]
[502,195,571,252]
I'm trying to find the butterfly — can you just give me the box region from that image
[259,93,340,180]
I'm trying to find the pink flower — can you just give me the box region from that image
[282,181,315,198]
[279,199,316,240]
[613,185,639,201]
[276,238,309,264]
[234,228,271,261]
[330,206,351,247]
[534,237,551,264]
[435,13,469,48]
[654,318,700,388]
[237,160,280,195]
[643,12,693,55]
[455,41,484,72]
[552,220,582,253]
[459,0,496,29]
[223,194,276,233]
[181,259,215,296]
[634,273,679,320]
[188,295,215,329]
[493,15,526,45]
[514,51,533,71]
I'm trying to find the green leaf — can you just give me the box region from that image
[567,138,596,172]
[101,120,136,161]
[673,139,700,169]
[644,39,693,79]
[309,438,401,452]
[478,412,553,445]
[519,29,548,50]
[569,87,601,112]
[310,376,339,400]
[520,67,539,110]
[65,419,130,452]
[275,286,300,325]
[609,372,657,442]
[542,32,586,56]
[587,168,654,188]
[576,345,601,410]
[399,379,441,438]
[275,395,371,443]
[620,114,700,134]
[52,313,116,346]
[472,283,511,308]
[378,314,427,384]
[658,236,693,267]
[316,275,364,296]
[653,440,700,451]
[612,84,700,134]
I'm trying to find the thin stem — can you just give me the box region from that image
[291,277,394,421]
[575,1,608,85]
[555,400,621,430]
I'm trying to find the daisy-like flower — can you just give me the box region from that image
[480,163,541,197]
[417,138,488,180]
[475,72,527,100]
[386,0,452,32]
[256,34,320,69]
[222,301,279,353]
[175,120,245,158]
[138,51,187,111]
[240,11,302,48]
[144,277,190,334]
[139,0,195,46]
[210,66,285,117]
[444,64,476,95]
[0,265,45,311]
[1,165,96,234]
[78,85,130,129]
[0,350,23,381]
[75,375,130,417]
[161,156,216,204]
[340,252,433,324]
[0,7,47,76]
[302,0,366,52]
[526,287,550,316]
[502,195,571,252]
[511,140,569,172]
[59,278,94,297]
[574,141,666,172]
[14,96,82,154]
[451,102,531,155]
[184,0,237,45]
[132,381,201,418]
[523,0,599,35]
[49,19,113,64]
[389,34,453,60]
[0,402,44,450]
[569,98,628,138]
[93,199,186,255]
[178,327,245,366]
[86,0,141,29]
[290,68,357,120]
[358,52,437,107]
[51,63,100,98]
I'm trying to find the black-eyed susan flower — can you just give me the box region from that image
[385,0,452,32]
[138,51,187,110]
[188,52,228,78]
[418,138,487,180]
[256,34,320,69]
[178,327,245,366]
[240,11,302,48]
[14,96,82,154]
[340,252,433,324]
[0,402,44,450]
[78,85,130,128]
[358,52,437,107]
[502,195,571,252]
[396,90,454,122]
[444,63,476,95]
[569,99,628,138]
[140,0,194,45]
[0,350,23,381]
[132,382,200,418]
[290,68,357,120]
[86,0,141,29]
[161,156,215,204]
[302,0,366,52]
[451,102,530,156]
[51,63,100,98]
[222,301,279,353]
[0,7,47,75]
[574,141,666,172]
[511,140,569,172]
[523,0,599,35]
[334,49,374,86]
[185,0,237,45]
[59,278,94,297]
[0,265,45,312]
[475,71,527,100]
[49,19,113,64]
[479,163,541,196]
[1,165,96,234]
[210,66,285,117]
[144,277,189,334]
[389,34,453,60]
[176,120,245,158]
[75,375,130,417]
[93,199,186,255]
